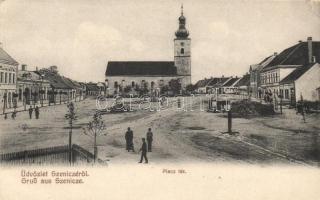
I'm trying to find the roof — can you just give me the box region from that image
[106,61,177,76]
[207,77,230,87]
[38,71,72,89]
[235,74,250,87]
[279,63,316,84]
[0,47,19,66]
[195,78,213,88]
[222,78,240,87]
[262,41,320,72]
[86,83,100,91]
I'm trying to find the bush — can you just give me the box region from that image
[231,100,275,117]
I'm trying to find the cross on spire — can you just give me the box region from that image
[181,4,183,16]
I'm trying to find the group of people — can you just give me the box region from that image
[28,106,40,119]
[125,127,153,164]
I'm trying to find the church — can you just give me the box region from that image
[105,7,191,95]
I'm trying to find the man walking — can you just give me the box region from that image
[125,127,134,152]
[28,106,33,119]
[35,106,40,119]
[146,128,153,152]
[139,138,148,164]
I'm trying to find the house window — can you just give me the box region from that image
[284,89,289,99]
[114,81,118,88]
[0,72,3,83]
[181,48,184,54]
[9,73,11,83]
[13,74,15,84]
[5,72,7,83]
[132,81,135,87]
[280,89,283,97]
[151,81,155,89]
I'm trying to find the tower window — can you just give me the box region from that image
[181,48,184,54]
[180,42,184,46]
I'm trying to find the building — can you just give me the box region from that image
[0,45,19,112]
[249,53,276,99]
[235,74,251,96]
[17,64,51,108]
[105,6,191,96]
[279,63,320,105]
[260,37,320,101]
[38,66,79,104]
[85,83,100,96]
[220,77,240,94]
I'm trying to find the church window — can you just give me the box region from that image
[181,48,184,54]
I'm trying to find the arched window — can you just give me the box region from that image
[181,48,184,54]
[151,81,155,89]
[114,81,118,88]
[132,81,135,87]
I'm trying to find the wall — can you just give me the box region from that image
[105,75,186,95]
[0,62,18,110]
[295,63,320,101]
[174,38,191,77]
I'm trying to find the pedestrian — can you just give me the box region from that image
[11,110,16,120]
[146,128,153,152]
[35,106,39,119]
[138,138,148,164]
[4,113,7,120]
[125,127,134,152]
[28,106,33,119]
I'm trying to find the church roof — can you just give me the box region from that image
[105,61,177,76]
[0,47,19,66]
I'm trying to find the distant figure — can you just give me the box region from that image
[35,106,39,119]
[28,106,33,119]
[4,113,7,120]
[125,127,134,152]
[11,110,16,120]
[146,128,153,152]
[139,138,148,163]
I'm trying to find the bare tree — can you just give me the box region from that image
[65,102,77,165]
[83,111,106,163]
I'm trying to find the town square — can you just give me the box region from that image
[0,0,319,166]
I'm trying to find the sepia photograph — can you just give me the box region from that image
[0,0,319,199]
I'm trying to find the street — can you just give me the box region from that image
[0,97,319,166]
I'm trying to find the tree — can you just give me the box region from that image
[83,111,106,163]
[65,102,78,165]
[169,79,181,95]
[123,85,132,93]
[186,84,196,93]
[160,85,169,94]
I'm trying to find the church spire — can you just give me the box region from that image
[175,5,189,39]
[181,4,183,16]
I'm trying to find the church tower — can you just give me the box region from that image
[174,5,191,87]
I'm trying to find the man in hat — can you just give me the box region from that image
[138,138,148,163]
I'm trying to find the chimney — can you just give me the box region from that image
[21,64,27,71]
[307,37,313,63]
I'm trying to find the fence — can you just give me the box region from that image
[0,144,101,165]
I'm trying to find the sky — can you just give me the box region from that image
[0,0,319,83]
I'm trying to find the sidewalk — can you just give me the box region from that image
[0,98,85,115]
